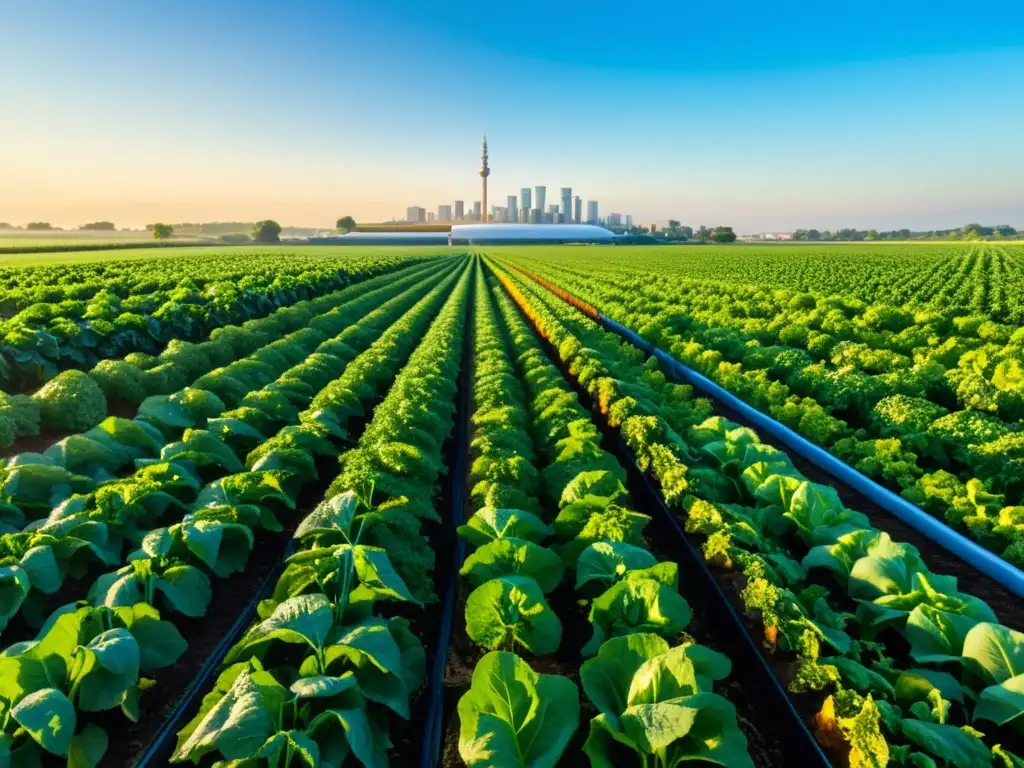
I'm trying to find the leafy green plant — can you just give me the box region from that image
[457,651,579,768]
[580,633,752,768]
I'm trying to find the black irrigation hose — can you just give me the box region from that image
[419,282,474,768]
[133,540,298,768]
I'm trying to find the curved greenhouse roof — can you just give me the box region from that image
[451,223,616,243]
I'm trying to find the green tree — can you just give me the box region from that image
[667,219,681,231]
[80,221,116,231]
[709,226,737,243]
[26,222,54,230]
[252,220,282,243]
[680,225,693,239]
[335,216,357,233]
[151,223,174,240]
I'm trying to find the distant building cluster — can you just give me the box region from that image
[742,232,795,241]
[401,138,634,230]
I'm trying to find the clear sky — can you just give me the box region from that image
[3,0,1023,232]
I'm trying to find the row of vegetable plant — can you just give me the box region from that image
[493,252,1024,568]
[0,261,469,766]
[0,249,433,390]
[446,264,756,766]
[0,257,449,452]
[170,255,474,766]
[0,258,459,542]
[488,258,1024,768]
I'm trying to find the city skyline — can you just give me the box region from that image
[3,2,1022,232]
[403,137,630,227]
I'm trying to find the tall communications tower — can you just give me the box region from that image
[479,136,491,223]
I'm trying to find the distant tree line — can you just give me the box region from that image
[625,221,737,243]
[791,223,1018,241]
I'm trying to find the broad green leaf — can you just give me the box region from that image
[581,634,671,718]
[905,604,978,664]
[18,544,61,595]
[583,713,643,768]
[289,674,358,700]
[155,563,213,617]
[900,719,992,768]
[306,707,382,768]
[457,651,579,768]
[785,481,866,541]
[68,723,108,768]
[11,688,76,757]
[172,667,287,762]
[560,470,627,507]
[465,576,562,655]
[974,673,1024,726]
[194,471,295,510]
[628,644,731,704]
[159,429,244,473]
[461,538,564,594]
[0,564,30,630]
[255,730,320,768]
[802,529,885,581]
[72,628,141,712]
[962,622,1024,686]
[583,575,692,657]
[227,594,333,661]
[575,541,657,592]
[294,491,359,541]
[353,545,420,605]
[114,603,186,672]
[457,507,552,547]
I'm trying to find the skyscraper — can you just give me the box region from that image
[520,188,532,222]
[560,188,572,223]
[574,196,582,224]
[586,200,598,225]
[479,136,490,222]
[625,214,633,230]
[438,205,452,222]
[535,187,546,220]
[507,195,517,225]
[406,206,426,224]
[455,201,465,220]
[608,212,623,227]
[530,209,541,223]
[472,201,481,221]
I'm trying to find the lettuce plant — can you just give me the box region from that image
[457,651,579,768]
[580,633,752,768]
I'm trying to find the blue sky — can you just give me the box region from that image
[2,0,1023,231]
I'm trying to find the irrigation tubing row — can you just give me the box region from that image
[508,263,1024,599]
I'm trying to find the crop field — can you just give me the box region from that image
[0,244,1021,768]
